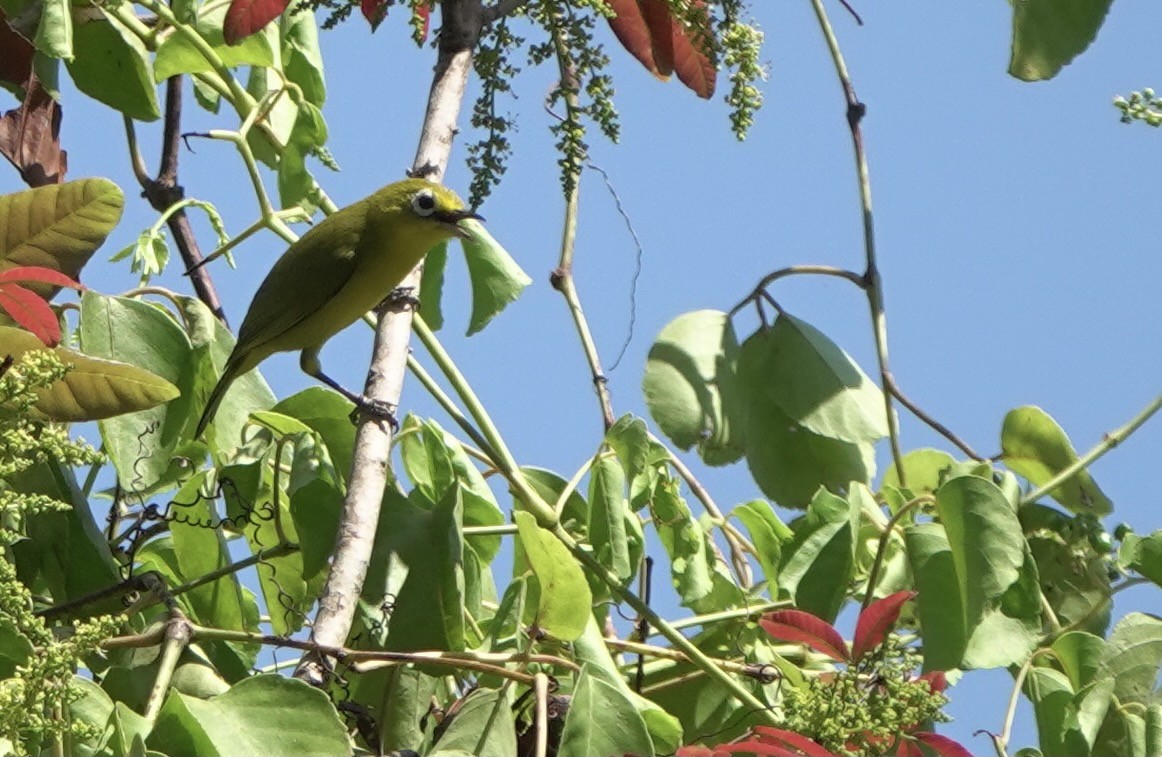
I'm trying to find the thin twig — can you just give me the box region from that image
[883,370,985,461]
[730,264,867,316]
[533,672,550,757]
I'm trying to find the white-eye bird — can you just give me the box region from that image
[196,178,480,437]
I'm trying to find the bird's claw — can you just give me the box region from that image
[378,286,420,312]
[348,397,399,431]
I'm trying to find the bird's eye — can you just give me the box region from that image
[411,189,437,217]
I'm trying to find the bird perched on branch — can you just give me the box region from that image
[196,178,480,437]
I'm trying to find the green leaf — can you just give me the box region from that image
[571,615,684,752]
[522,466,589,538]
[779,488,857,622]
[514,511,591,641]
[904,523,966,671]
[418,241,447,330]
[0,325,179,422]
[882,448,957,494]
[589,453,632,583]
[281,9,325,106]
[1024,667,1084,757]
[559,666,655,757]
[429,687,516,757]
[80,293,191,491]
[745,315,888,443]
[8,460,122,608]
[1029,519,1111,635]
[384,487,466,652]
[108,703,152,757]
[0,618,32,678]
[936,475,1041,668]
[373,668,438,754]
[1001,406,1112,515]
[0,178,124,296]
[1009,0,1113,82]
[1097,612,1162,705]
[34,0,71,59]
[289,478,342,580]
[604,414,665,510]
[192,75,221,113]
[459,218,531,336]
[649,475,741,613]
[149,675,350,756]
[153,0,274,79]
[642,309,745,465]
[1050,631,1105,691]
[737,326,875,509]
[180,293,276,450]
[66,11,159,121]
[1118,530,1162,587]
[1092,705,1147,757]
[69,676,115,755]
[278,101,327,211]
[733,499,792,591]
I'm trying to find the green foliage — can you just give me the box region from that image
[781,637,949,756]
[0,0,1150,754]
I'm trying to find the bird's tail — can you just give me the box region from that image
[195,360,240,438]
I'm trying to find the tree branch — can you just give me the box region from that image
[294,0,483,686]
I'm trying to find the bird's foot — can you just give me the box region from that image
[378,286,420,312]
[349,397,399,431]
[407,162,439,179]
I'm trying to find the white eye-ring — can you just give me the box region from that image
[411,189,437,216]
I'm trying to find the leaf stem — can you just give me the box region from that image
[556,526,778,722]
[861,494,931,611]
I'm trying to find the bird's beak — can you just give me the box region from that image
[434,209,485,237]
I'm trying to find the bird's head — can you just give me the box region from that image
[395,178,483,238]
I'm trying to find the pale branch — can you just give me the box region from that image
[546,9,617,431]
[807,0,907,486]
[294,0,482,686]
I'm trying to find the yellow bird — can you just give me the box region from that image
[196,178,479,437]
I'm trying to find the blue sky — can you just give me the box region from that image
[12,0,1162,750]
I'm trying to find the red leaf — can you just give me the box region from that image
[637,0,674,75]
[0,9,34,89]
[0,266,83,290]
[760,610,850,662]
[669,0,716,98]
[0,283,60,345]
[852,590,916,662]
[606,0,662,77]
[675,748,728,757]
[919,670,948,693]
[752,727,838,757]
[362,0,389,31]
[895,739,924,757]
[223,0,291,45]
[913,733,974,757]
[720,740,800,757]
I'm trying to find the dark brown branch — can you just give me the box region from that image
[131,76,229,325]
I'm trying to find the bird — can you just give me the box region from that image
[196,178,480,438]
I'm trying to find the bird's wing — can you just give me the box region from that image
[233,202,370,354]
